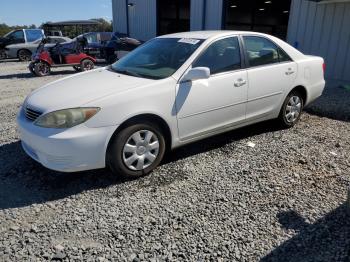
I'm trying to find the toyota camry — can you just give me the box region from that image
[17,31,325,178]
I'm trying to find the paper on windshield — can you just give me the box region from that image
[178,38,201,45]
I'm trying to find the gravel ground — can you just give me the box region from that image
[0,60,350,261]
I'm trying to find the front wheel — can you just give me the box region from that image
[28,62,36,75]
[34,61,51,77]
[278,91,304,128]
[107,123,166,178]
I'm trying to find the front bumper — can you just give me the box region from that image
[17,109,117,172]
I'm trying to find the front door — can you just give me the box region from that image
[7,30,25,45]
[176,36,248,141]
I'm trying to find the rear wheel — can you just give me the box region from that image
[278,90,304,128]
[107,122,166,178]
[34,61,51,77]
[18,49,32,61]
[80,59,94,71]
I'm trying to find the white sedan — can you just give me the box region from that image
[17,31,325,178]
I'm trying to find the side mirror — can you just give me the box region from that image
[182,67,210,82]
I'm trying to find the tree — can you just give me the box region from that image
[0,23,37,36]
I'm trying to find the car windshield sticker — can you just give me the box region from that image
[178,38,201,45]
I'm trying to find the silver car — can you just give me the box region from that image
[5,36,71,61]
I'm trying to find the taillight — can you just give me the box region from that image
[322,63,326,74]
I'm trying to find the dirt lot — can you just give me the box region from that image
[0,60,350,261]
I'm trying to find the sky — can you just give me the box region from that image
[0,0,112,26]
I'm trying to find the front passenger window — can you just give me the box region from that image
[193,37,241,75]
[8,30,25,43]
[243,36,280,67]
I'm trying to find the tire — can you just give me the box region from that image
[28,62,36,75]
[107,122,166,178]
[278,90,304,128]
[18,49,32,61]
[34,61,51,77]
[73,66,81,72]
[80,59,94,71]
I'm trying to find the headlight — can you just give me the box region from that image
[34,107,100,128]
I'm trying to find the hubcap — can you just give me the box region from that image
[122,130,160,171]
[39,63,49,74]
[285,96,302,123]
[84,62,93,70]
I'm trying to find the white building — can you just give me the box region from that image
[112,0,350,85]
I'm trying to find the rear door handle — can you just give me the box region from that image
[234,78,247,87]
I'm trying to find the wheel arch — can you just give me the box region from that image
[289,85,308,105]
[80,56,96,63]
[106,113,173,162]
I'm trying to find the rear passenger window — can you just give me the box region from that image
[193,37,241,75]
[243,36,281,67]
[25,30,43,42]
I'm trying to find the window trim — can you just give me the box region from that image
[240,34,293,69]
[191,35,245,77]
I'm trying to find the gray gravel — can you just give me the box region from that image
[0,60,350,261]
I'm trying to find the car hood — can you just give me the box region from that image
[26,67,155,112]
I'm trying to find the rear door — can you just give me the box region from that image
[242,36,297,120]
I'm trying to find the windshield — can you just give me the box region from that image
[111,38,204,80]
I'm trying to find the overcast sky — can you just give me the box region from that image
[0,0,112,26]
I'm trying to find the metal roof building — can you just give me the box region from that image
[112,0,350,85]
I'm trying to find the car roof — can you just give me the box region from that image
[158,30,306,63]
[157,30,267,40]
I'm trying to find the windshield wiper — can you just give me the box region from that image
[113,68,143,78]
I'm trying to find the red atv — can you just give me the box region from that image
[29,37,96,77]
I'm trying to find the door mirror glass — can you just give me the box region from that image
[182,67,210,82]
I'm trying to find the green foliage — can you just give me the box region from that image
[0,18,112,38]
[0,23,37,37]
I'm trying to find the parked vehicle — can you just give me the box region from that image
[77,32,113,60]
[46,30,63,37]
[18,31,325,178]
[5,36,71,61]
[0,29,44,60]
[29,37,96,76]
[68,32,141,63]
[102,32,142,64]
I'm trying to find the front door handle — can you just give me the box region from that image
[234,78,247,87]
[285,68,295,75]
